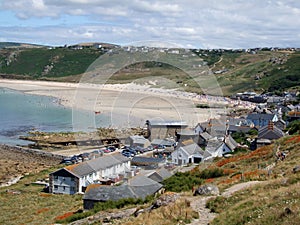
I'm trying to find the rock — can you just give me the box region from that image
[193,184,219,196]
[152,192,180,209]
[292,166,300,173]
[280,207,293,218]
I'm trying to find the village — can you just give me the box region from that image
[47,90,300,211]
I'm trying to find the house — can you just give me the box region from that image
[257,122,285,140]
[145,120,188,140]
[205,135,238,158]
[200,118,228,137]
[125,135,151,148]
[195,123,205,134]
[49,154,130,194]
[171,143,207,165]
[227,118,255,134]
[275,119,286,130]
[199,132,213,146]
[83,175,162,209]
[147,168,172,183]
[176,129,199,144]
[247,113,278,127]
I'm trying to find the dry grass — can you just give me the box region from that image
[0,167,82,225]
[114,198,198,225]
[207,135,300,225]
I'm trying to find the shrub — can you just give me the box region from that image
[163,172,203,192]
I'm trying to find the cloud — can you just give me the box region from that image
[0,0,300,48]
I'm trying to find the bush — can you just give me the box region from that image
[163,172,203,192]
[287,120,300,135]
[199,168,225,179]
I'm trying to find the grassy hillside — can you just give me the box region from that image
[206,135,300,225]
[0,43,299,95]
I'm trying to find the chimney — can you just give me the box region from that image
[268,121,274,130]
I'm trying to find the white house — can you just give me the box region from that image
[171,143,209,165]
[49,154,130,194]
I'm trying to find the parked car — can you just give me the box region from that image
[103,149,111,153]
[91,149,104,156]
[122,151,134,157]
[107,146,116,152]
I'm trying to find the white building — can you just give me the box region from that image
[49,154,130,194]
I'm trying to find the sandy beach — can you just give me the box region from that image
[0,79,253,127]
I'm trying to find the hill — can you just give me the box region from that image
[0,135,299,225]
[0,43,299,95]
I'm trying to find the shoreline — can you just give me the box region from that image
[0,79,255,127]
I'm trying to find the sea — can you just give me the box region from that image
[0,88,110,146]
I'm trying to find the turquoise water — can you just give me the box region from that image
[0,88,109,145]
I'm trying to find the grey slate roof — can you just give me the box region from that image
[83,175,162,201]
[129,135,149,144]
[147,168,172,183]
[247,113,276,121]
[258,125,284,140]
[177,129,197,136]
[205,139,223,152]
[83,185,137,201]
[224,135,239,151]
[200,132,213,141]
[180,143,204,156]
[131,156,165,165]
[65,153,129,177]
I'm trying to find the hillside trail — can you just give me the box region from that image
[186,180,265,225]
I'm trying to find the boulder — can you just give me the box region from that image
[193,184,219,196]
[292,165,300,173]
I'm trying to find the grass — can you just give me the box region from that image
[1,47,299,95]
[205,135,300,225]
[0,47,103,78]
[0,166,82,225]
[116,198,199,225]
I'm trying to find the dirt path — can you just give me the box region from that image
[187,181,265,225]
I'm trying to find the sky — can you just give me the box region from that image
[0,0,300,49]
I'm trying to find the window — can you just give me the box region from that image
[54,185,58,190]
[71,177,75,182]
[54,176,58,180]
[63,186,66,191]
[71,187,75,192]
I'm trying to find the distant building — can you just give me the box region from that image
[257,122,285,140]
[125,135,151,148]
[145,120,188,140]
[49,154,130,194]
[247,113,278,127]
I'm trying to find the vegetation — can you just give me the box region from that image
[0,43,299,95]
[118,198,199,225]
[205,135,300,225]
[286,120,300,135]
[0,166,82,225]
[56,196,154,224]
[163,172,204,192]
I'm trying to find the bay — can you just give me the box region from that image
[0,88,109,145]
